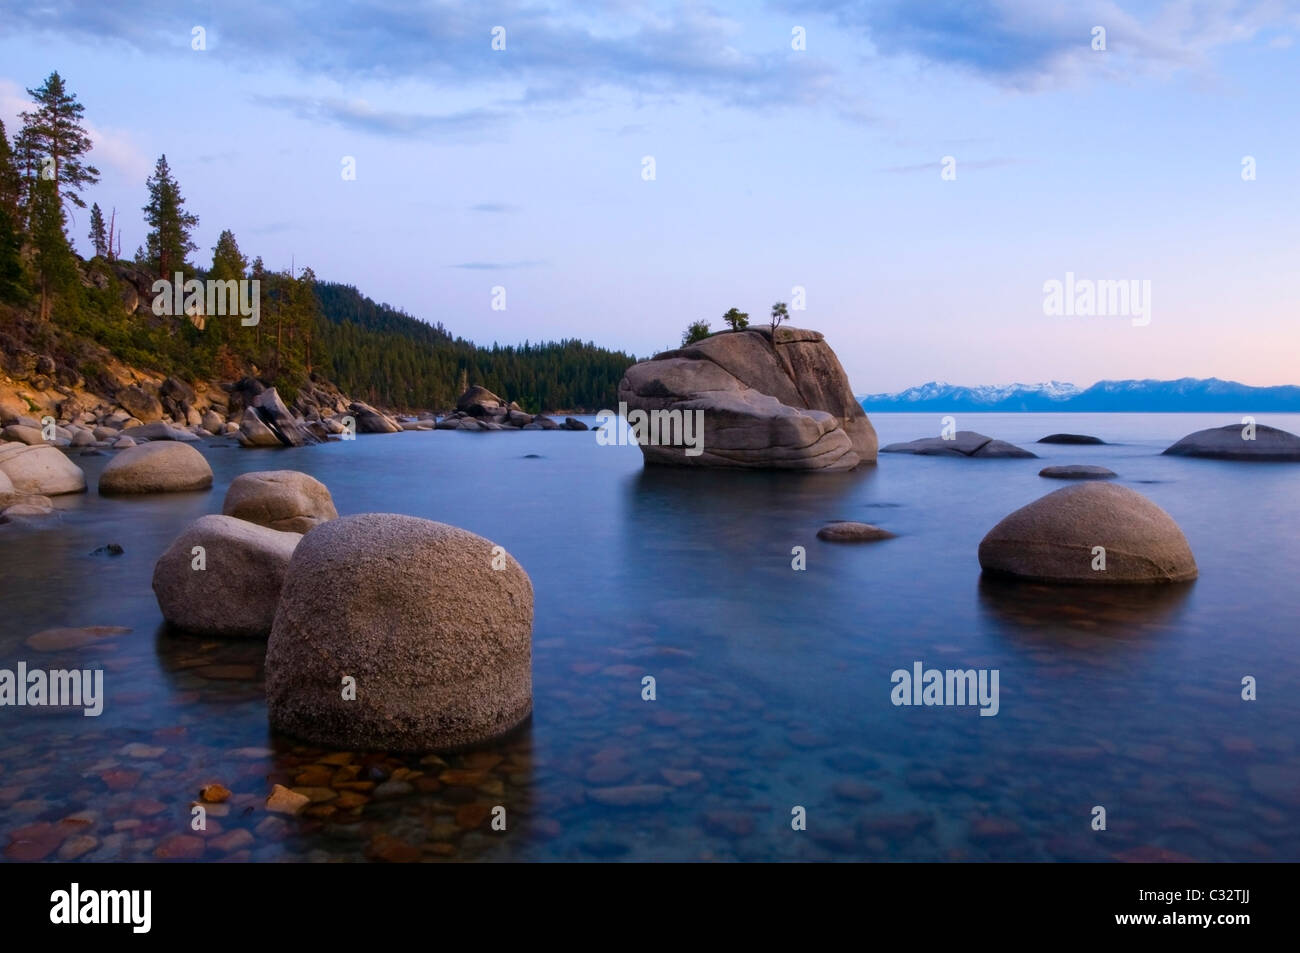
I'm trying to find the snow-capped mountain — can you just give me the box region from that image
[858,378,1300,412]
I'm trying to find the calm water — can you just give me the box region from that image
[2,412,1298,862]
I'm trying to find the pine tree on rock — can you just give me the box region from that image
[18,71,100,210]
[143,154,198,279]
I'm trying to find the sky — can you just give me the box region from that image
[0,0,1297,393]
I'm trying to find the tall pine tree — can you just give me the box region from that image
[142,154,198,278]
[0,120,24,303]
[18,71,100,210]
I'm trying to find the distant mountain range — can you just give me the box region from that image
[858,378,1300,413]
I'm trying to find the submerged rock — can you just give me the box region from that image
[222,470,338,534]
[1038,433,1105,444]
[99,442,213,494]
[881,431,1036,458]
[266,513,533,751]
[152,514,301,637]
[1038,465,1117,480]
[816,521,896,542]
[978,482,1197,584]
[618,326,876,470]
[1163,423,1300,461]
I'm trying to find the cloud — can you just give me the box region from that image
[450,260,547,270]
[782,0,1300,87]
[1,1,862,130]
[468,202,518,213]
[879,156,1022,174]
[250,93,505,140]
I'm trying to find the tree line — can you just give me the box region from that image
[0,71,638,411]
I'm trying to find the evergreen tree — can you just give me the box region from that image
[769,301,788,335]
[88,202,107,258]
[682,319,711,346]
[722,307,749,330]
[142,154,198,278]
[0,120,23,302]
[30,178,78,320]
[0,120,21,217]
[210,229,247,281]
[18,71,100,210]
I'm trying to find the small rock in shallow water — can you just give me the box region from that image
[265,784,310,815]
[816,521,896,542]
[587,784,671,807]
[153,834,205,859]
[90,543,124,556]
[1038,465,1116,480]
[209,829,254,853]
[26,626,130,652]
[57,835,99,860]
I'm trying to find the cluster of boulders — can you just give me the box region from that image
[435,385,588,432]
[147,471,533,751]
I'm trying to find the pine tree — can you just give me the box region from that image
[0,119,23,302]
[210,229,247,281]
[142,154,198,278]
[18,71,100,210]
[30,178,78,320]
[88,202,107,258]
[0,120,21,218]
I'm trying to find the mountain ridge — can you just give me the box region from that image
[858,378,1300,413]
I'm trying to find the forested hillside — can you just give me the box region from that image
[0,70,638,414]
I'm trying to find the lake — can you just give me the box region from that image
[1,412,1297,861]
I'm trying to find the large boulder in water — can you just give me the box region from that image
[99,442,213,495]
[882,431,1036,458]
[0,443,86,495]
[266,513,533,751]
[347,401,402,434]
[223,470,338,534]
[1162,423,1300,461]
[456,385,503,417]
[979,483,1197,584]
[152,515,301,637]
[617,327,876,470]
[234,387,321,447]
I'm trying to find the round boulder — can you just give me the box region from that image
[979,482,1197,584]
[1038,465,1116,480]
[1163,423,1300,461]
[816,521,896,542]
[0,443,86,495]
[99,442,213,495]
[223,470,338,534]
[152,514,302,637]
[266,513,533,751]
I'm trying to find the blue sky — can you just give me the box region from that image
[1,0,1297,392]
